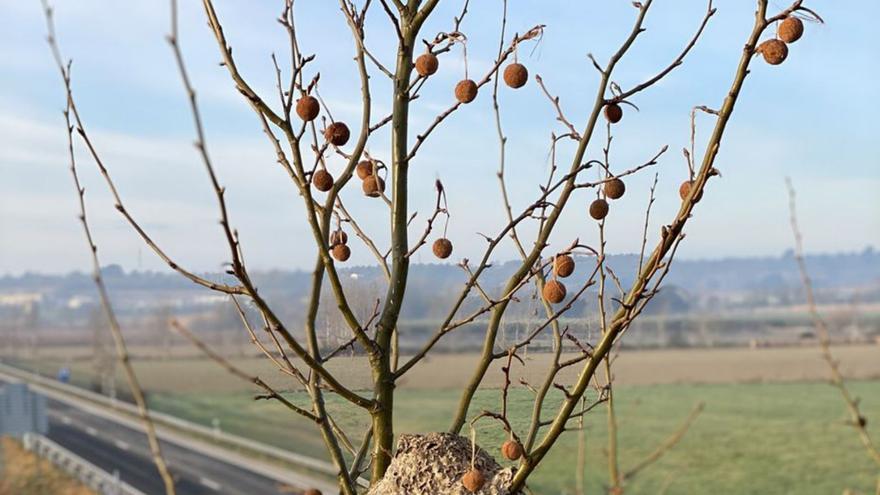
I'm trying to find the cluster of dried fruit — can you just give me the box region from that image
[330,228,350,262]
[297,95,352,147]
[542,254,574,304]
[588,175,626,222]
[356,160,386,198]
[459,439,524,492]
[416,50,530,106]
[757,16,804,65]
[296,93,353,193]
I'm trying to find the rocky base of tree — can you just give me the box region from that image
[367,432,516,495]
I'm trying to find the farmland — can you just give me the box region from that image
[7,345,880,494]
[148,381,880,494]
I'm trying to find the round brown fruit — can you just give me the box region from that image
[758,39,788,65]
[461,468,486,493]
[543,280,567,304]
[778,16,804,44]
[362,176,386,198]
[330,230,348,246]
[295,96,320,122]
[604,103,623,124]
[324,122,350,146]
[332,244,351,262]
[312,169,334,192]
[678,181,704,202]
[503,63,528,89]
[604,178,626,200]
[415,52,439,77]
[356,160,374,180]
[303,490,322,495]
[501,439,523,461]
[589,199,609,220]
[432,238,453,259]
[455,79,478,104]
[554,254,575,278]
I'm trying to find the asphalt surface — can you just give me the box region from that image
[36,394,303,494]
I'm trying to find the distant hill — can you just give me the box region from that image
[1,248,878,323]
[2,248,878,350]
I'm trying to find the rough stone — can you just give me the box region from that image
[367,432,516,495]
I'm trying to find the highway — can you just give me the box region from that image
[47,398,295,494]
[0,374,333,495]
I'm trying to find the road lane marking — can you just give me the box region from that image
[200,477,222,491]
[85,427,97,436]
[114,440,130,451]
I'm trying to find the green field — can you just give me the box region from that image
[149,380,880,494]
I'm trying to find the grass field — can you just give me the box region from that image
[7,346,880,493]
[147,380,880,495]
[13,344,880,392]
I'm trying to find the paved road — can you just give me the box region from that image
[0,372,320,495]
[46,398,298,495]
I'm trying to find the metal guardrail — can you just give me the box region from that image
[23,432,146,495]
[0,361,337,476]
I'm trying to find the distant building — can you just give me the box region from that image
[0,383,48,437]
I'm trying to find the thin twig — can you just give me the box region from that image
[786,178,880,467]
[170,320,318,421]
[42,4,177,491]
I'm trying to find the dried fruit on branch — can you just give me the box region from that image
[553,254,575,278]
[415,52,439,77]
[356,160,374,180]
[330,229,348,246]
[778,16,804,44]
[461,468,486,493]
[324,122,351,146]
[312,169,334,192]
[679,180,704,202]
[296,96,320,122]
[363,176,386,197]
[455,79,478,104]
[332,244,351,262]
[501,440,523,461]
[503,63,528,89]
[604,178,626,200]
[433,238,453,259]
[589,198,609,220]
[757,39,788,65]
[604,103,623,124]
[543,280,567,304]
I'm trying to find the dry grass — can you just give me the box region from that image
[0,437,94,495]
[13,344,880,394]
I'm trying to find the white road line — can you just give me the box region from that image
[61,415,72,425]
[199,477,222,491]
[85,427,97,436]
[114,440,130,451]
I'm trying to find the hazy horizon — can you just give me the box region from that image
[2,245,876,278]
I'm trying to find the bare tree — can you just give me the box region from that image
[43,0,824,493]
[786,179,880,494]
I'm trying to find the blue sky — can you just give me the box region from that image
[1,1,877,275]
